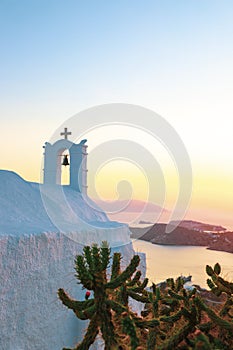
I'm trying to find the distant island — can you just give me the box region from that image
[138,220,154,225]
[130,220,233,254]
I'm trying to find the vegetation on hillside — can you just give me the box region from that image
[58,242,233,350]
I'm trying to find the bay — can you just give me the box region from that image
[132,239,233,288]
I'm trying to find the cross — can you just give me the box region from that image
[60,127,72,140]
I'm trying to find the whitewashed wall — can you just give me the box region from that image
[0,232,145,350]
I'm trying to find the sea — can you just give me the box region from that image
[132,239,233,288]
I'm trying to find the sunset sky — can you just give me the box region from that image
[1,1,233,229]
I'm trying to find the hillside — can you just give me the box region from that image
[170,220,226,232]
[136,223,233,253]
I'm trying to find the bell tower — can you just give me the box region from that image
[43,128,88,194]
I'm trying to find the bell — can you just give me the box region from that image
[62,155,69,166]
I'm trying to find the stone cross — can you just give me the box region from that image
[60,127,72,140]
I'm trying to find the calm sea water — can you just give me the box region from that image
[132,239,233,288]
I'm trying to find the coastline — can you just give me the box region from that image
[130,225,233,254]
[132,239,233,289]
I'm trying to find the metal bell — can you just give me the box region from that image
[62,155,69,166]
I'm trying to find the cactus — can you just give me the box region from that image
[206,263,233,296]
[58,251,233,350]
[206,262,233,322]
[194,297,233,332]
[58,242,144,349]
[110,252,149,307]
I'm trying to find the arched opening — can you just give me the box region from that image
[43,138,88,192]
[57,148,70,185]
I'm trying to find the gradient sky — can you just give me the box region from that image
[1,1,233,228]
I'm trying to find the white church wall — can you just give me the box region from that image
[0,127,147,349]
[0,232,144,350]
[0,171,146,349]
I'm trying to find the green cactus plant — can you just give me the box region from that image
[206,262,233,321]
[206,262,233,296]
[58,249,233,350]
[110,252,148,307]
[58,242,144,349]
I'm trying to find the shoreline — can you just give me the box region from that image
[132,238,233,289]
[133,237,233,255]
[130,225,233,254]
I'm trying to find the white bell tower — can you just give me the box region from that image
[43,128,88,194]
